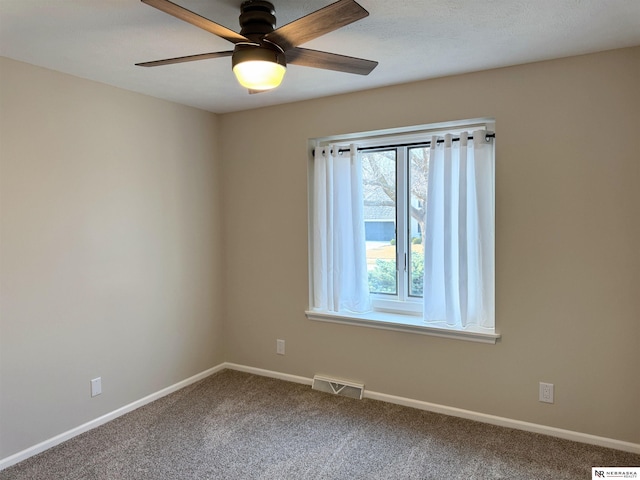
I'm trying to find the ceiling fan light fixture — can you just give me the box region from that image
[232,46,286,91]
[138,0,378,93]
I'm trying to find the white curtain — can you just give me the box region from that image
[313,144,372,313]
[423,131,495,329]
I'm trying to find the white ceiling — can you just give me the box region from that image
[1,0,639,114]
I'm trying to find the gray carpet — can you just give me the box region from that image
[2,369,638,479]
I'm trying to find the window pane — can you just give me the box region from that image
[362,150,397,295]
[408,147,429,297]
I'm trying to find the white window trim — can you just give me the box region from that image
[305,309,500,344]
[307,118,499,344]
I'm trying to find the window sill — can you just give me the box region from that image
[305,309,501,344]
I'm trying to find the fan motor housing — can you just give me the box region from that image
[231,44,286,69]
[239,0,277,36]
[234,0,285,70]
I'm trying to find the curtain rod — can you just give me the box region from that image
[312,133,495,156]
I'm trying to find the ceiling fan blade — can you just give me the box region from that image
[264,0,369,51]
[285,48,378,75]
[141,0,249,44]
[136,51,233,67]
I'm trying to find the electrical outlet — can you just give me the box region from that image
[539,382,554,403]
[91,377,102,397]
[276,339,285,355]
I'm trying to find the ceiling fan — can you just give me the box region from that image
[136,0,378,92]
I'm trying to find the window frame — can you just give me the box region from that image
[362,145,424,315]
[306,119,500,344]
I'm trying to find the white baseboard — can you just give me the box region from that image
[2,362,637,471]
[223,362,312,386]
[363,390,640,455]
[222,363,640,455]
[0,364,226,471]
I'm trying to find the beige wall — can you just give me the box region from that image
[1,47,638,460]
[219,47,640,444]
[0,58,224,458]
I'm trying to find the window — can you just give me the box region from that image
[307,120,499,343]
[362,146,428,314]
